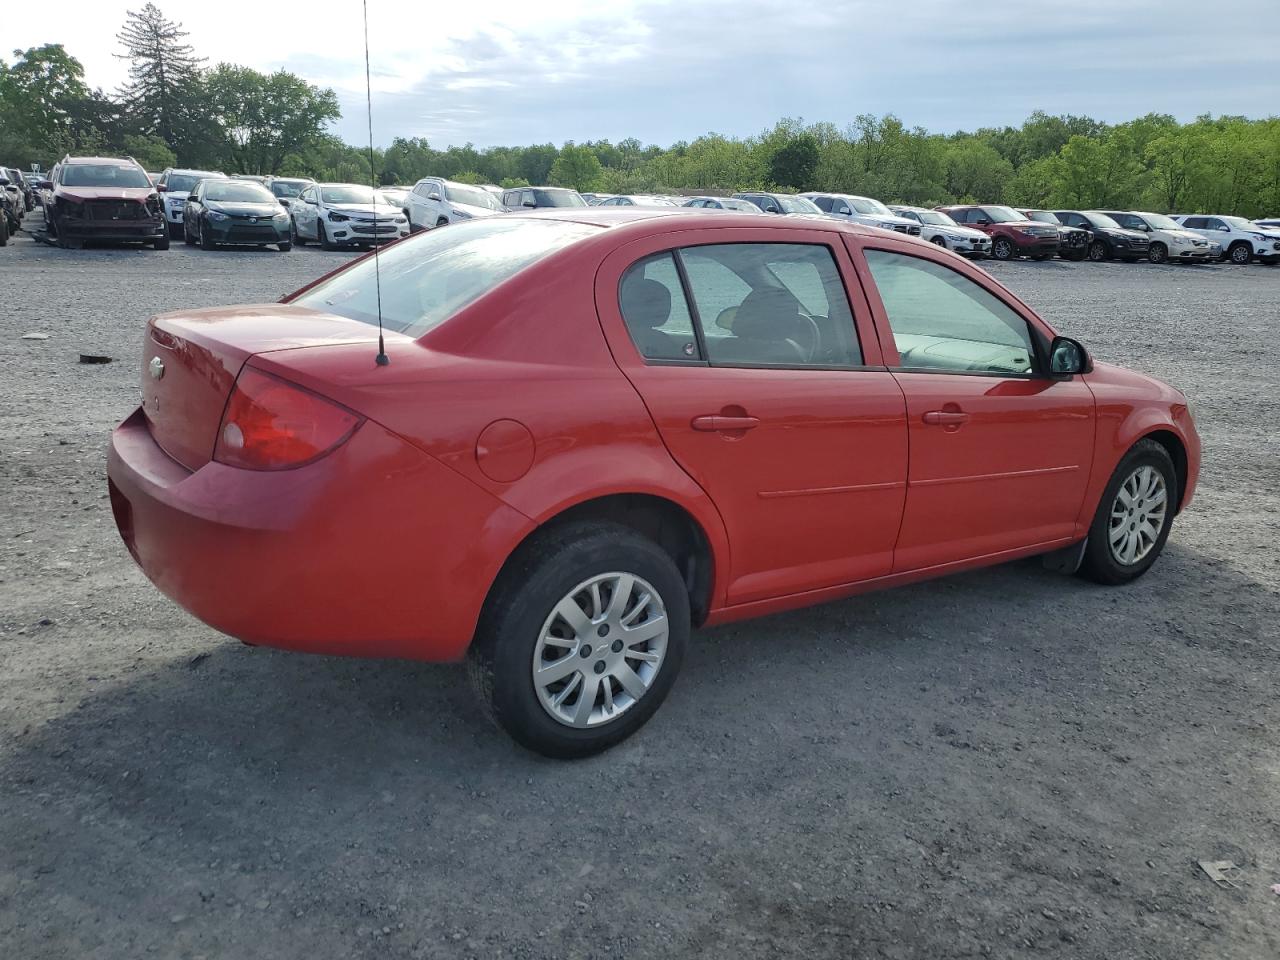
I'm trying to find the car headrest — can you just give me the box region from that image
[732,288,799,340]
[620,276,672,329]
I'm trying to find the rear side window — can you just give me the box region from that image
[811,196,832,212]
[681,243,861,368]
[619,254,701,361]
[293,217,600,337]
[864,249,1035,376]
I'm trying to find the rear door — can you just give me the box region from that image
[850,238,1095,571]
[596,226,908,606]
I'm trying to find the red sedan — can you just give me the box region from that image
[107,209,1200,757]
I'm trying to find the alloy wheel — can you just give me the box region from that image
[1108,465,1168,566]
[1088,240,1107,261]
[532,572,669,728]
[1230,244,1251,265]
[993,238,1013,260]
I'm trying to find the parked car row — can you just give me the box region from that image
[11,153,1279,265]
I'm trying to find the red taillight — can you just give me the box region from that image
[213,367,362,470]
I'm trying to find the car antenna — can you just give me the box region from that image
[363,0,389,366]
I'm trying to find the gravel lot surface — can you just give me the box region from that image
[1,214,1278,960]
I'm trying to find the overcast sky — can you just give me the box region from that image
[9,1,1280,148]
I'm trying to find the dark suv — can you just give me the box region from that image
[936,204,1060,260]
[1053,211,1150,262]
[39,156,168,250]
[1019,209,1088,261]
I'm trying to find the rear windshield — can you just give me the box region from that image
[61,164,152,189]
[533,189,586,207]
[291,217,601,337]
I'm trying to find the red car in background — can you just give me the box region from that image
[39,155,169,249]
[936,204,1060,261]
[107,209,1199,757]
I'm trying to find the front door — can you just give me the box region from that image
[597,228,908,605]
[854,242,1096,571]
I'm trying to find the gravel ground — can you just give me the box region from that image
[1,214,1278,960]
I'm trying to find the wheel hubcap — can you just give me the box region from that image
[532,572,669,728]
[1108,465,1168,566]
[1232,247,1249,263]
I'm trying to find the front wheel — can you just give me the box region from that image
[290,218,305,246]
[1228,242,1252,265]
[1078,439,1177,585]
[152,234,170,251]
[931,236,947,248]
[319,220,337,250]
[1148,242,1168,264]
[199,220,215,250]
[277,239,292,252]
[1087,240,1109,262]
[991,237,1015,261]
[467,521,689,759]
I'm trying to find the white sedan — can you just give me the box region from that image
[889,205,993,258]
[289,183,409,250]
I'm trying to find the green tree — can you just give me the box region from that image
[768,133,819,189]
[114,3,204,152]
[549,143,604,191]
[0,44,99,165]
[202,64,340,174]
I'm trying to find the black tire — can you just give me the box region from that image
[436,216,449,228]
[991,236,1015,261]
[467,521,690,759]
[1078,438,1177,586]
[1086,240,1108,261]
[1148,242,1167,264]
[0,216,8,246]
[1228,242,1252,265]
[277,240,292,252]
[931,236,947,248]
[199,220,216,250]
[319,220,337,250]
[290,217,305,246]
[152,234,170,251]
[168,222,182,238]
[183,220,194,245]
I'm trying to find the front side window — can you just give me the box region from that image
[680,243,861,367]
[864,249,1036,376]
[292,218,600,337]
[618,254,700,361]
[811,196,833,212]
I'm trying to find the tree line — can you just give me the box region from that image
[2,3,1277,217]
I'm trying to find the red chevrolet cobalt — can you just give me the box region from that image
[107,209,1200,757]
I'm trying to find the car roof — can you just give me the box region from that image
[63,156,143,165]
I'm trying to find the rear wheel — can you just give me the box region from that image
[1078,439,1177,585]
[467,521,689,759]
[1148,242,1168,264]
[991,236,1015,260]
[1228,242,1252,265]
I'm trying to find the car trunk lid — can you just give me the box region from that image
[142,304,383,471]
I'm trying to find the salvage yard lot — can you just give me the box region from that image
[1,227,1278,959]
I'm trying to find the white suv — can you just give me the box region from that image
[888,205,992,257]
[800,193,921,235]
[1173,215,1280,265]
[1099,211,1213,264]
[156,168,226,237]
[405,177,505,231]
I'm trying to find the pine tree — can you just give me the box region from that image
[114,3,203,150]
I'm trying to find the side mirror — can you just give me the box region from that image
[1049,336,1090,377]
[278,198,290,206]
[521,199,536,208]
[187,193,199,202]
[1218,225,1230,232]
[156,184,167,192]
[975,218,992,226]
[427,192,441,201]
[38,179,53,189]
[0,177,8,186]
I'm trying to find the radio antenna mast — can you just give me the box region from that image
[363,0,389,366]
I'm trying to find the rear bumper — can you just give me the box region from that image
[107,407,532,661]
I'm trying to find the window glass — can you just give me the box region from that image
[947,209,970,224]
[811,196,833,212]
[1204,218,1225,230]
[618,254,700,361]
[679,243,861,367]
[293,218,600,337]
[864,249,1036,376]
